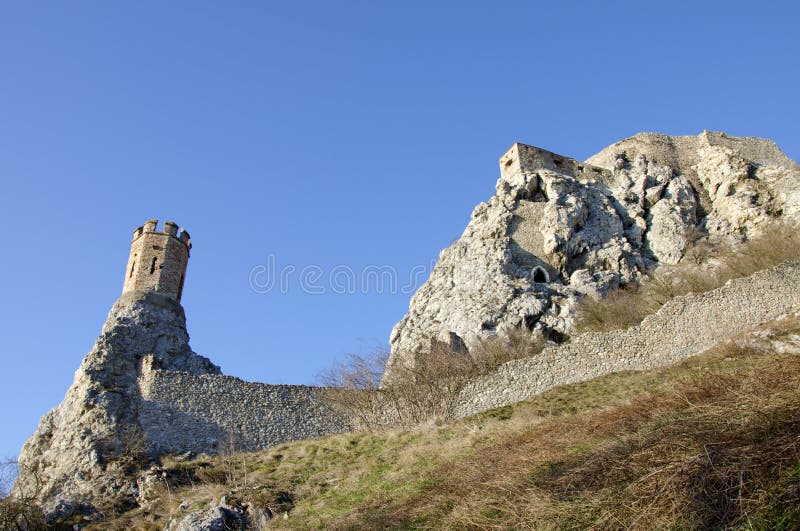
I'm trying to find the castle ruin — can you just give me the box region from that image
[15,131,800,520]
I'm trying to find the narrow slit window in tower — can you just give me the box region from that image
[150,257,158,274]
[129,260,136,278]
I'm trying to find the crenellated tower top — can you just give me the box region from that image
[122,219,191,302]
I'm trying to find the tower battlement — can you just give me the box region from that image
[123,219,191,302]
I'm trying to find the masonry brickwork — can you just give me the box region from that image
[133,260,800,449]
[116,219,347,454]
[137,361,347,454]
[119,221,800,448]
[123,219,191,302]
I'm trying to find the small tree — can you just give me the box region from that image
[0,459,46,530]
[0,459,16,499]
[321,331,546,430]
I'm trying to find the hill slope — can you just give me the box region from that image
[90,313,800,530]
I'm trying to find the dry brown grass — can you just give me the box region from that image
[576,222,800,333]
[89,317,800,530]
[332,340,800,530]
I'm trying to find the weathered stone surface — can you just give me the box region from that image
[454,260,800,417]
[14,292,220,518]
[136,466,168,508]
[137,365,347,455]
[15,131,800,524]
[14,291,347,520]
[166,504,248,531]
[384,132,800,383]
[165,494,274,531]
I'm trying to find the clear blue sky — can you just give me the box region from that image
[1,1,798,461]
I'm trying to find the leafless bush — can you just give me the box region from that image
[0,460,46,531]
[0,459,16,499]
[682,225,715,264]
[575,283,649,332]
[221,430,248,490]
[119,425,150,469]
[319,350,394,430]
[321,330,546,430]
[470,329,546,372]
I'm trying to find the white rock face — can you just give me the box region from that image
[383,131,800,383]
[13,291,219,520]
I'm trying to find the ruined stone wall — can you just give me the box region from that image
[123,220,190,302]
[137,364,349,454]
[455,260,800,417]
[132,261,800,453]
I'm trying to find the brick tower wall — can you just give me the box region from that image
[122,219,191,302]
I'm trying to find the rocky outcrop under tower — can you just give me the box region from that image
[384,131,800,383]
[14,292,220,519]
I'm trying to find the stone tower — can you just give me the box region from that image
[122,219,191,302]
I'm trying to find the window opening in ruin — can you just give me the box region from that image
[532,267,548,283]
[150,257,158,274]
[129,260,136,278]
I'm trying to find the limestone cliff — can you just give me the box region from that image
[384,131,800,383]
[14,291,220,519]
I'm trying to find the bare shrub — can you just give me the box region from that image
[118,424,151,470]
[221,430,249,490]
[682,225,715,264]
[469,328,546,372]
[575,283,649,332]
[379,342,478,426]
[0,460,46,531]
[724,222,800,276]
[319,350,394,430]
[0,459,15,499]
[320,346,466,430]
[321,330,547,430]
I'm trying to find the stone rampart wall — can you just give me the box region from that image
[135,261,800,454]
[137,367,348,454]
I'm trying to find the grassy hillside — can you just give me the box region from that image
[94,315,800,530]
